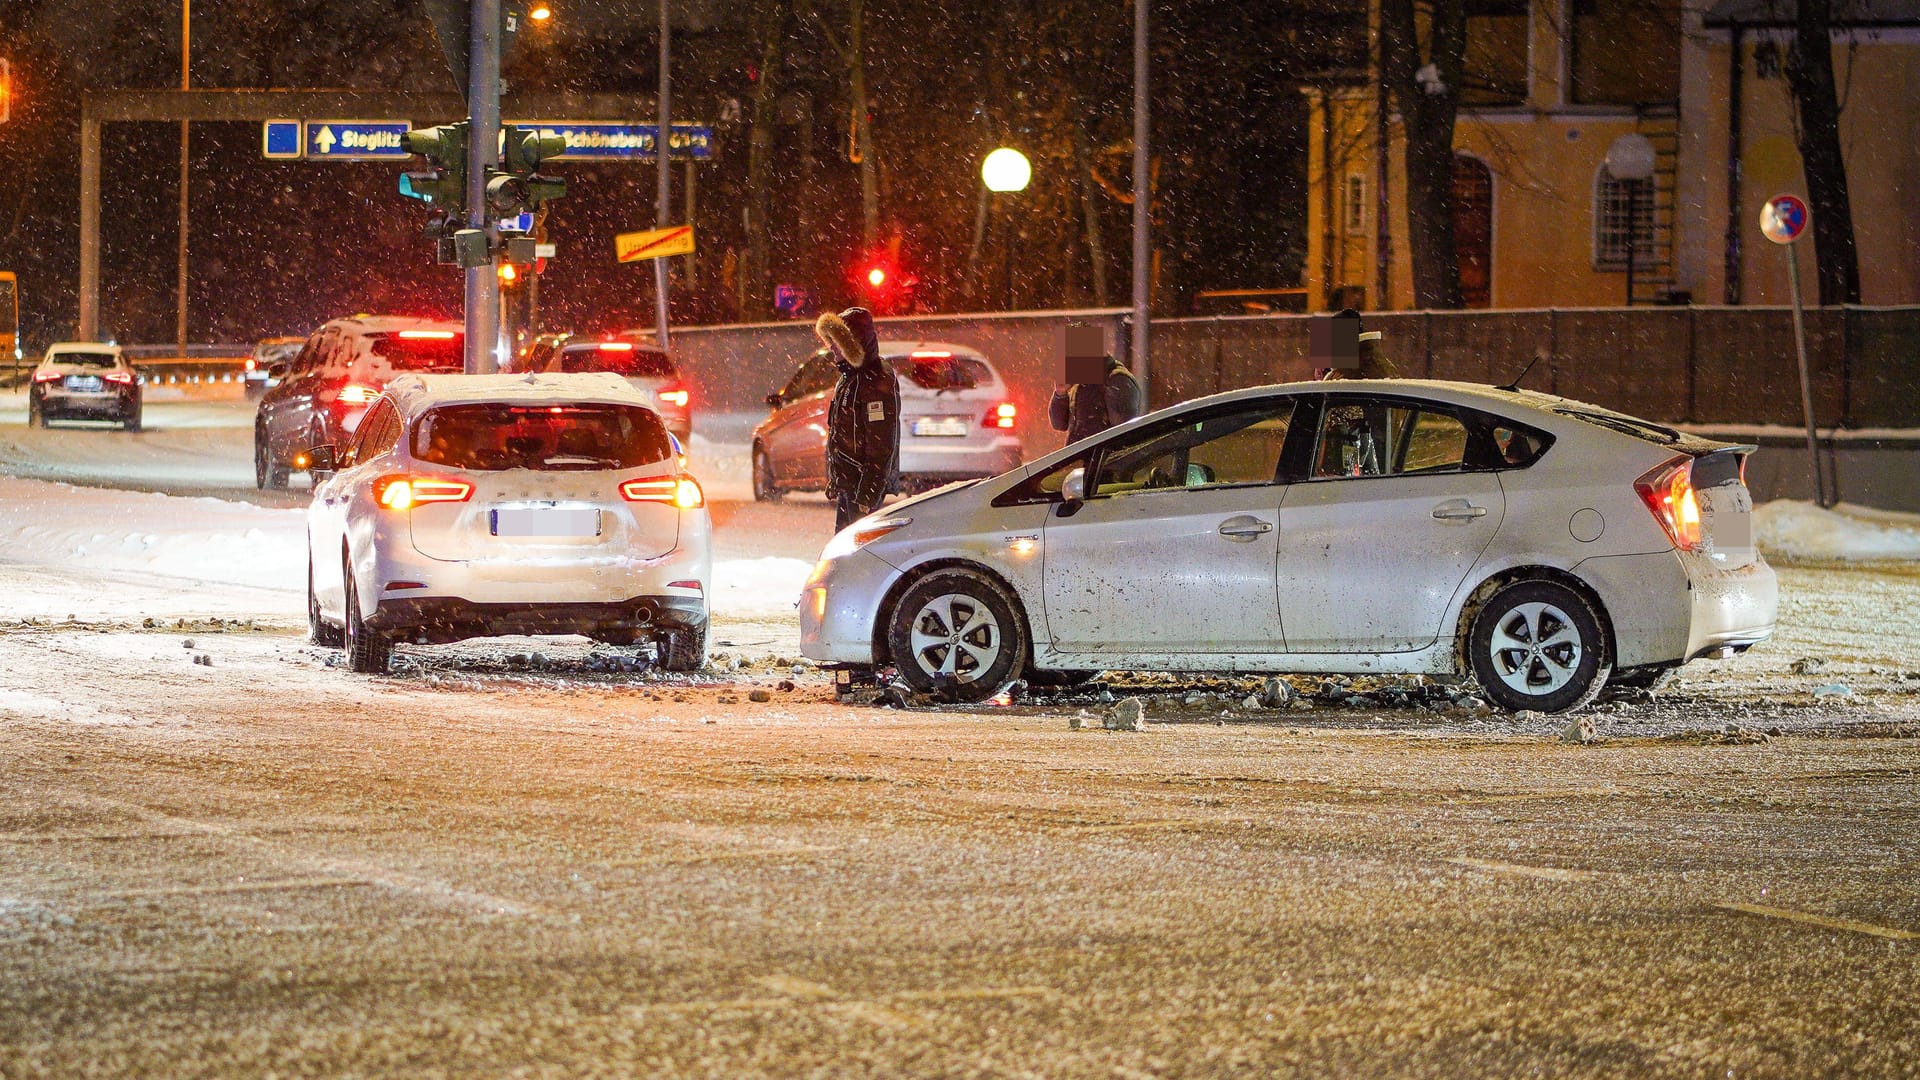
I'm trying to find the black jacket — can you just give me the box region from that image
[826,353,900,502]
[1049,358,1142,445]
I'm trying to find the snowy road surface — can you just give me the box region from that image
[2,391,1917,1075]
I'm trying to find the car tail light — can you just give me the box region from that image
[1634,457,1703,551]
[622,476,704,509]
[374,475,473,511]
[245,357,258,372]
[337,383,380,405]
[910,350,953,359]
[398,330,456,339]
[104,369,135,385]
[597,342,634,352]
[31,369,62,383]
[656,384,690,408]
[983,402,1017,429]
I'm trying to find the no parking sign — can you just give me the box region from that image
[1760,194,1809,245]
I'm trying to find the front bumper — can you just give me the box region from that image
[371,593,706,645]
[799,547,901,664]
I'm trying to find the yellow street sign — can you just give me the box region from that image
[615,225,695,263]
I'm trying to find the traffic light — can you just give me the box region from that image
[0,59,12,124]
[496,125,568,212]
[398,122,469,214]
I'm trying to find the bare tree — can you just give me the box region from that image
[1378,0,1467,309]
[740,0,788,319]
[1785,0,1861,304]
[813,0,879,251]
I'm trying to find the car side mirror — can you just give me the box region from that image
[765,392,784,408]
[302,444,336,474]
[1060,466,1086,504]
[267,362,289,379]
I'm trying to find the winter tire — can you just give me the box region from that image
[343,564,391,674]
[655,625,707,672]
[123,410,142,433]
[255,426,288,490]
[31,396,49,428]
[886,567,1029,704]
[752,447,782,502]
[1468,579,1609,714]
[308,554,343,647]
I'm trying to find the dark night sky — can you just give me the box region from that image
[0,0,1363,351]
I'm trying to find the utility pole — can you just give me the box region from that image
[654,0,672,348]
[465,0,503,374]
[177,0,191,356]
[1129,0,1150,405]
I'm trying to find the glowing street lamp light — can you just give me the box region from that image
[528,4,554,21]
[981,147,1031,193]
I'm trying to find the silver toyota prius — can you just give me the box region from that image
[798,379,1777,713]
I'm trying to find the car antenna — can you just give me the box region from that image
[1496,352,1546,393]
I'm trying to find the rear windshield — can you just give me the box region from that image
[888,354,992,391]
[412,403,674,471]
[368,332,464,372]
[256,342,302,364]
[51,351,118,368]
[559,344,677,378]
[1553,406,1680,445]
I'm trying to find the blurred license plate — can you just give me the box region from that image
[491,508,600,537]
[65,376,103,391]
[912,416,969,437]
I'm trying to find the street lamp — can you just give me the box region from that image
[981,147,1030,310]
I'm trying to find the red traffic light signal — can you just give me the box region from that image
[0,59,13,124]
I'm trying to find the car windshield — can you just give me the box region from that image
[889,354,990,390]
[413,403,675,471]
[559,345,677,378]
[52,351,117,368]
[368,332,464,372]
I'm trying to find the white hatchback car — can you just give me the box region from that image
[306,372,712,674]
[800,379,1777,713]
[751,341,1025,498]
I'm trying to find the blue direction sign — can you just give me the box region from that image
[305,120,412,160]
[512,121,713,162]
[261,119,303,159]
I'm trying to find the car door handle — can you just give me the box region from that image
[1431,503,1488,520]
[1217,516,1273,541]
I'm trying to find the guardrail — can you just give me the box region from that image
[125,352,253,386]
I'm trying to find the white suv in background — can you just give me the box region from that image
[751,341,1024,499]
[305,372,712,674]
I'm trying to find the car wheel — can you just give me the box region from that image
[752,447,782,502]
[1610,664,1677,693]
[255,427,289,490]
[31,395,49,428]
[342,565,391,674]
[655,625,707,672]
[1024,667,1100,688]
[123,409,142,433]
[308,554,343,647]
[1468,580,1609,714]
[886,568,1029,703]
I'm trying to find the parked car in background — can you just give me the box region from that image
[799,379,1776,712]
[28,342,142,431]
[254,316,464,490]
[752,341,1023,500]
[304,372,711,674]
[515,332,692,442]
[246,336,306,397]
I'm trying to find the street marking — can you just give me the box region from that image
[829,999,923,1030]
[1450,788,1622,804]
[892,985,1055,1002]
[623,996,792,1016]
[601,844,843,869]
[1715,902,1918,940]
[1447,857,1604,882]
[754,974,841,1000]
[79,877,369,901]
[1060,819,1188,834]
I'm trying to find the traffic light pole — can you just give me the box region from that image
[464,0,502,374]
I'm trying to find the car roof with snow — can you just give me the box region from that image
[44,341,123,357]
[385,372,652,416]
[323,315,464,336]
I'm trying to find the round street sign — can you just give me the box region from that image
[1760,193,1810,245]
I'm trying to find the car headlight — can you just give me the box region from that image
[819,516,913,562]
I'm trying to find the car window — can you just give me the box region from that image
[1488,421,1549,468]
[367,332,463,372]
[1312,399,1471,479]
[50,351,118,368]
[344,399,399,467]
[1090,399,1297,496]
[781,355,837,400]
[413,403,674,471]
[559,344,677,377]
[888,354,991,391]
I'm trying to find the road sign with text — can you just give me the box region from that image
[514,121,713,161]
[305,120,413,160]
[616,226,695,263]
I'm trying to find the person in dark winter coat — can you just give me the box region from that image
[1048,356,1141,446]
[816,307,901,530]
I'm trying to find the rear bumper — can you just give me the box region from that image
[898,436,1022,481]
[37,388,137,417]
[370,593,706,645]
[1572,549,1776,669]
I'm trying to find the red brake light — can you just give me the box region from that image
[103,369,135,385]
[657,385,690,408]
[398,330,456,340]
[245,357,258,372]
[910,350,953,359]
[337,383,380,405]
[32,369,62,382]
[1634,457,1703,551]
[983,402,1016,429]
[374,475,473,511]
[597,342,634,352]
[622,476,704,508]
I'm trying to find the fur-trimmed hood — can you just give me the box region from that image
[814,307,879,368]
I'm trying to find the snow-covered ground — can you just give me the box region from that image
[1754,499,1920,561]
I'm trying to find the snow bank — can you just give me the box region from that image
[0,475,804,617]
[1755,499,1920,561]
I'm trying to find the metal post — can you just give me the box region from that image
[1130,0,1150,404]
[1624,182,1637,307]
[1785,250,1826,507]
[653,0,672,349]
[79,119,101,340]
[465,0,502,374]
[176,0,191,355]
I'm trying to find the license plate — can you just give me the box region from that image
[1700,489,1753,550]
[912,416,969,437]
[490,508,601,537]
[65,376,103,391]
